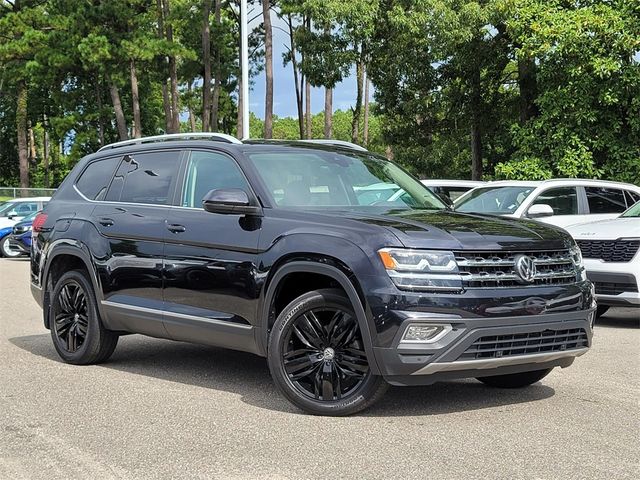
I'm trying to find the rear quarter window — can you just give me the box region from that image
[75,157,120,200]
[585,187,627,214]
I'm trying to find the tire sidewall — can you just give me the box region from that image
[268,289,384,416]
[50,270,101,363]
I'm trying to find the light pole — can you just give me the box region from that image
[240,0,250,139]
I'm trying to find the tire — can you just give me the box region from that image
[50,269,118,365]
[0,235,23,258]
[477,368,552,389]
[596,305,609,318]
[268,289,388,416]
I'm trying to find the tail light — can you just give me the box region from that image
[32,212,48,236]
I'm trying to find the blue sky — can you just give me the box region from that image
[247,14,373,119]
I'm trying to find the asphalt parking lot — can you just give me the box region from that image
[1,258,638,479]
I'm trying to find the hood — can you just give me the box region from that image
[567,217,640,241]
[329,209,572,251]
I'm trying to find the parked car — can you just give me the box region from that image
[420,179,485,204]
[567,201,640,317]
[454,179,640,228]
[0,197,50,230]
[0,211,37,257]
[30,133,595,416]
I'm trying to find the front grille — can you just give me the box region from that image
[576,240,640,263]
[593,281,638,295]
[459,328,589,361]
[454,250,577,288]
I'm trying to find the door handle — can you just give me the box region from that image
[98,217,114,227]
[167,224,186,233]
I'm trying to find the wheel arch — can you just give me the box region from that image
[42,243,103,329]
[259,260,380,374]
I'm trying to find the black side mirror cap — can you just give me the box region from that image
[202,188,263,216]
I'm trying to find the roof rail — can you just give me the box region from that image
[297,139,368,152]
[97,132,242,152]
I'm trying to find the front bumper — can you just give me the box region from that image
[374,308,595,385]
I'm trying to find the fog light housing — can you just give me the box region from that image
[401,324,451,344]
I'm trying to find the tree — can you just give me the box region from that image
[262,0,274,138]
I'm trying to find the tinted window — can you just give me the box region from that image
[105,151,179,205]
[455,186,535,214]
[624,190,639,207]
[586,187,627,214]
[182,151,250,208]
[0,202,38,217]
[532,187,578,215]
[76,157,119,200]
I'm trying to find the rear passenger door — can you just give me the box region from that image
[90,149,181,337]
[162,149,261,352]
[585,186,634,223]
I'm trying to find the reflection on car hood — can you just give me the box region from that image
[330,209,572,251]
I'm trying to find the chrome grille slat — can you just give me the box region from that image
[454,249,577,288]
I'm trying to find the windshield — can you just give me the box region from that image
[455,186,536,214]
[0,202,18,216]
[247,150,446,210]
[621,201,640,217]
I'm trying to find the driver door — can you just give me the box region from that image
[162,149,261,351]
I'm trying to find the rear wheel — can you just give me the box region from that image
[268,289,387,416]
[50,269,118,364]
[0,235,23,258]
[477,368,552,389]
[596,305,609,318]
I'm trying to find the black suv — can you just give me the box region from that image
[30,134,596,415]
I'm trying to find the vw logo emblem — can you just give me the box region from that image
[514,255,537,283]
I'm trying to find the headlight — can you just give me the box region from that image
[378,248,462,292]
[570,244,587,281]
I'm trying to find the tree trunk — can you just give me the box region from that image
[305,76,311,139]
[470,63,483,181]
[95,80,105,146]
[187,82,197,131]
[262,0,273,138]
[324,87,333,139]
[130,59,142,138]
[351,46,365,144]
[109,80,128,141]
[43,115,50,188]
[202,0,212,131]
[363,74,370,147]
[287,15,304,139]
[156,0,172,132]
[16,81,29,189]
[161,82,172,132]
[28,121,36,164]
[518,55,538,124]
[211,0,222,132]
[163,0,180,133]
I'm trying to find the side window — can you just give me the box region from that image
[182,151,251,208]
[76,157,120,200]
[586,187,627,214]
[532,187,578,215]
[624,190,639,207]
[14,203,37,215]
[105,151,180,205]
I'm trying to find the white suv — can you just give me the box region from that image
[566,202,640,316]
[454,179,640,228]
[0,197,50,229]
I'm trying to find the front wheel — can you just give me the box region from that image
[477,368,552,389]
[268,289,387,416]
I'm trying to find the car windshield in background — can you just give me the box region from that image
[0,202,18,217]
[247,150,446,210]
[621,201,640,217]
[455,186,536,214]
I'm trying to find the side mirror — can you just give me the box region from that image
[6,211,17,220]
[202,188,263,216]
[528,203,554,218]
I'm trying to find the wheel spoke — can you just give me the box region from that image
[59,285,73,313]
[326,311,345,343]
[321,362,334,401]
[54,314,74,335]
[336,358,368,375]
[299,313,325,347]
[331,319,358,348]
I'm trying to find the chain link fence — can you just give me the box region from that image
[0,187,56,199]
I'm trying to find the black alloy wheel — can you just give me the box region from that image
[53,280,89,353]
[268,289,388,416]
[50,270,118,364]
[283,306,368,401]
